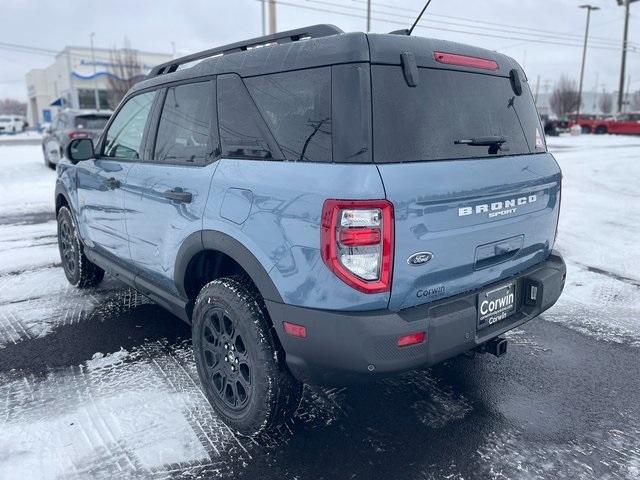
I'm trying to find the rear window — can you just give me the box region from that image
[372,66,544,163]
[245,68,332,162]
[75,115,110,130]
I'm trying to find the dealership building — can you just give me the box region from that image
[25,46,171,126]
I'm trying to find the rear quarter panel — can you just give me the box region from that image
[205,159,389,311]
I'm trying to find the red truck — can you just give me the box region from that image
[572,112,640,135]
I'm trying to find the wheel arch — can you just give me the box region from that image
[175,230,284,308]
[55,181,71,214]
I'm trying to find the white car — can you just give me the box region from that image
[0,115,26,134]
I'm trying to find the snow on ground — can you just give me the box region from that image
[0,134,638,479]
[0,143,54,217]
[0,130,43,143]
[546,134,640,345]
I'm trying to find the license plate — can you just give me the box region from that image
[477,281,516,329]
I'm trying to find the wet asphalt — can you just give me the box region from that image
[2,277,639,479]
[1,140,639,478]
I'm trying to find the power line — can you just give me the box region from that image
[268,0,638,54]
[303,0,627,48]
[349,0,630,46]
[0,41,161,64]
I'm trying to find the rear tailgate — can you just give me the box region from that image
[369,41,561,311]
[378,154,560,311]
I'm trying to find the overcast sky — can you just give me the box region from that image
[1,0,638,101]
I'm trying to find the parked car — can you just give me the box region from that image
[55,25,566,435]
[0,115,26,134]
[540,114,569,136]
[572,112,640,135]
[42,109,112,168]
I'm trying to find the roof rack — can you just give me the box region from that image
[148,24,343,77]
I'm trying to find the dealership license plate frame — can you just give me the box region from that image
[477,280,517,329]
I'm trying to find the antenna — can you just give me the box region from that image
[390,0,435,36]
[409,0,435,35]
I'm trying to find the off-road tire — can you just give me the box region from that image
[192,276,303,436]
[57,206,105,288]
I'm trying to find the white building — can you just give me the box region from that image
[25,46,172,126]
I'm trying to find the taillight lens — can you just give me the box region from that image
[68,131,89,139]
[321,199,394,294]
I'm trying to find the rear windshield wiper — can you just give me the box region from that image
[454,136,508,154]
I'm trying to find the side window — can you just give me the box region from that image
[245,67,332,162]
[103,91,155,159]
[217,74,278,160]
[154,81,216,165]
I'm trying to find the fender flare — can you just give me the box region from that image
[54,181,70,212]
[174,230,283,304]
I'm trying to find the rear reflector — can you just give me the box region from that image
[283,321,307,338]
[434,52,499,71]
[397,332,425,348]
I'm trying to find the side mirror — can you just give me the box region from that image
[67,138,95,163]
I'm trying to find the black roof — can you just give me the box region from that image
[131,24,523,94]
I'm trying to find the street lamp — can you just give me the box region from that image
[90,33,100,111]
[616,0,639,112]
[576,5,599,122]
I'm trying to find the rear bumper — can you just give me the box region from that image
[267,252,566,385]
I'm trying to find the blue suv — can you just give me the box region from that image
[56,25,566,435]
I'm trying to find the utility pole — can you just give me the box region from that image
[624,73,632,111]
[261,0,266,35]
[90,33,100,111]
[577,5,599,120]
[366,0,372,32]
[268,0,277,35]
[616,0,638,112]
[534,75,540,104]
[592,71,599,111]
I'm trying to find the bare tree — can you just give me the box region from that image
[632,90,640,111]
[106,39,144,109]
[549,76,580,117]
[0,98,27,116]
[599,92,613,115]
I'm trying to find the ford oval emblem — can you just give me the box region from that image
[407,251,433,266]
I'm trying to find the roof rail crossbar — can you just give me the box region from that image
[148,24,343,77]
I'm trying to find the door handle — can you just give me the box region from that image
[105,177,121,189]
[163,188,192,204]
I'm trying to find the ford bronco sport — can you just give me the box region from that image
[56,25,566,435]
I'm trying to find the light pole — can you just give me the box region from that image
[616,0,639,112]
[268,0,276,34]
[577,5,599,121]
[90,33,100,111]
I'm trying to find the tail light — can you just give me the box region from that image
[68,131,89,139]
[321,199,394,294]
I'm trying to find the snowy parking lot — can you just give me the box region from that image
[0,135,639,479]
